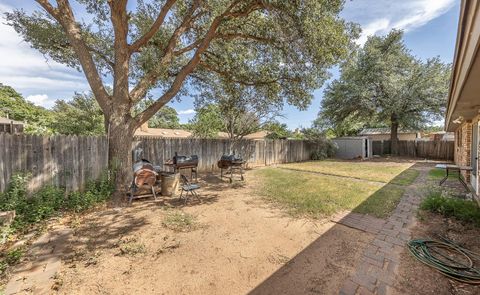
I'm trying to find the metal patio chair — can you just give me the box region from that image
[179,174,201,204]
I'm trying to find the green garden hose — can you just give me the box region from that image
[407,236,480,284]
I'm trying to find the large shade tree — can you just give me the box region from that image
[7,0,356,200]
[192,76,281,149]
[320,30,451,154]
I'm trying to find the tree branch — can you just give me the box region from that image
[36,0,59,17]
[129,0,202,103]
[199,62,297,86]
[38,0,110,111]
[173,39,203,55]
[134,1,262,126]
[216,33,276,44]
[129,0,177,53]
[109,0,131,103]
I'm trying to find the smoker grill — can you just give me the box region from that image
[165,153,199,181]
[129,159,158,204]
[217,154,245,182]
[173,154,199,168]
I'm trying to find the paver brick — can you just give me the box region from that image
[352,273,377,292]
[339,279,359,295]
[357,286,375,295]
[339,166,431,295]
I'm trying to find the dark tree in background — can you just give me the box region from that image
[320,30,451,154]
[7,0,356,200]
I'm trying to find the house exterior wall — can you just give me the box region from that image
[455,115,480,196]
[364,133,418,141]
[454,114,480,190]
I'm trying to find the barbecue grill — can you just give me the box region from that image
[129,159,158,203]
[217,154,245,182]
[165,153,199,181]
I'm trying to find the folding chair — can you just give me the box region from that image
[179,174,201,204]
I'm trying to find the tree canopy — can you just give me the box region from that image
[188,104,224,138]
[319,30,451,152]
[7,0,358,197]
[135,98,180,129]
[264,121,291,139]
[0,84,54,134]
[192,76,281,143]
[51,92,105,135]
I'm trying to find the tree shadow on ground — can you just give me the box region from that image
[248,161,434,294]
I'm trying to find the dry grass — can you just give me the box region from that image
[162,211,198,232]
[280,160,414,183]
[254,159,417,219]
[253,168,403,218]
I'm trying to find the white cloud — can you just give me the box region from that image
[0,3,89,103]
[26,94,54,108]
[342,0,456,45]
[178,109,196,115]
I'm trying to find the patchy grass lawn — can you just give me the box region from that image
[390,169,420,186]
[427,168,458,180]
[280,160,414,183]
[254,167,405,219]
[353,185,405,218]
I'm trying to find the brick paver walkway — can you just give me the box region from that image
[331,212,386,235]
[5,228,72,295]
[339,165,430,295]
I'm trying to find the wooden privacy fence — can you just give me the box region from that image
[0,133,316,193]
[372,140,454,160]
[0,133,108,193]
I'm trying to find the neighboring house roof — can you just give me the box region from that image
[217,132,230,139]
[135,124,230,139]
[244,130,270,140]
[359,128,417,135]
[135,128,193,138]
[445,0,480,131]
[0,117,24,125]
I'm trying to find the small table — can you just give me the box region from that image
[164,161,198,182]
[435,164,472,191]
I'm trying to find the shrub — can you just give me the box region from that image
[420,190,480,227]
[0,174,64,231]
[310,138,337,160]
[0,170,114,232]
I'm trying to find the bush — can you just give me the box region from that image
[0,171,114,232]
[0,174,64,231]
[310,138,337,160]
[420,190,480,227]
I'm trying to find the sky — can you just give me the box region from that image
[0,0,461,129]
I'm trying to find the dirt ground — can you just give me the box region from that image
[54,171,373,295]
[393,212,480,295]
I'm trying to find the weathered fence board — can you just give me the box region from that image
[372,140,454,160]
[0,134,315,193]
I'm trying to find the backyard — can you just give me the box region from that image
[6,157,469,294]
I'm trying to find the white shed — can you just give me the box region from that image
[332,137,372,159]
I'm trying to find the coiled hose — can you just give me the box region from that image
[408,236,480,284]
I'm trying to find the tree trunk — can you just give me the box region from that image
[390,114,399,155]
[107,112,136,205]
